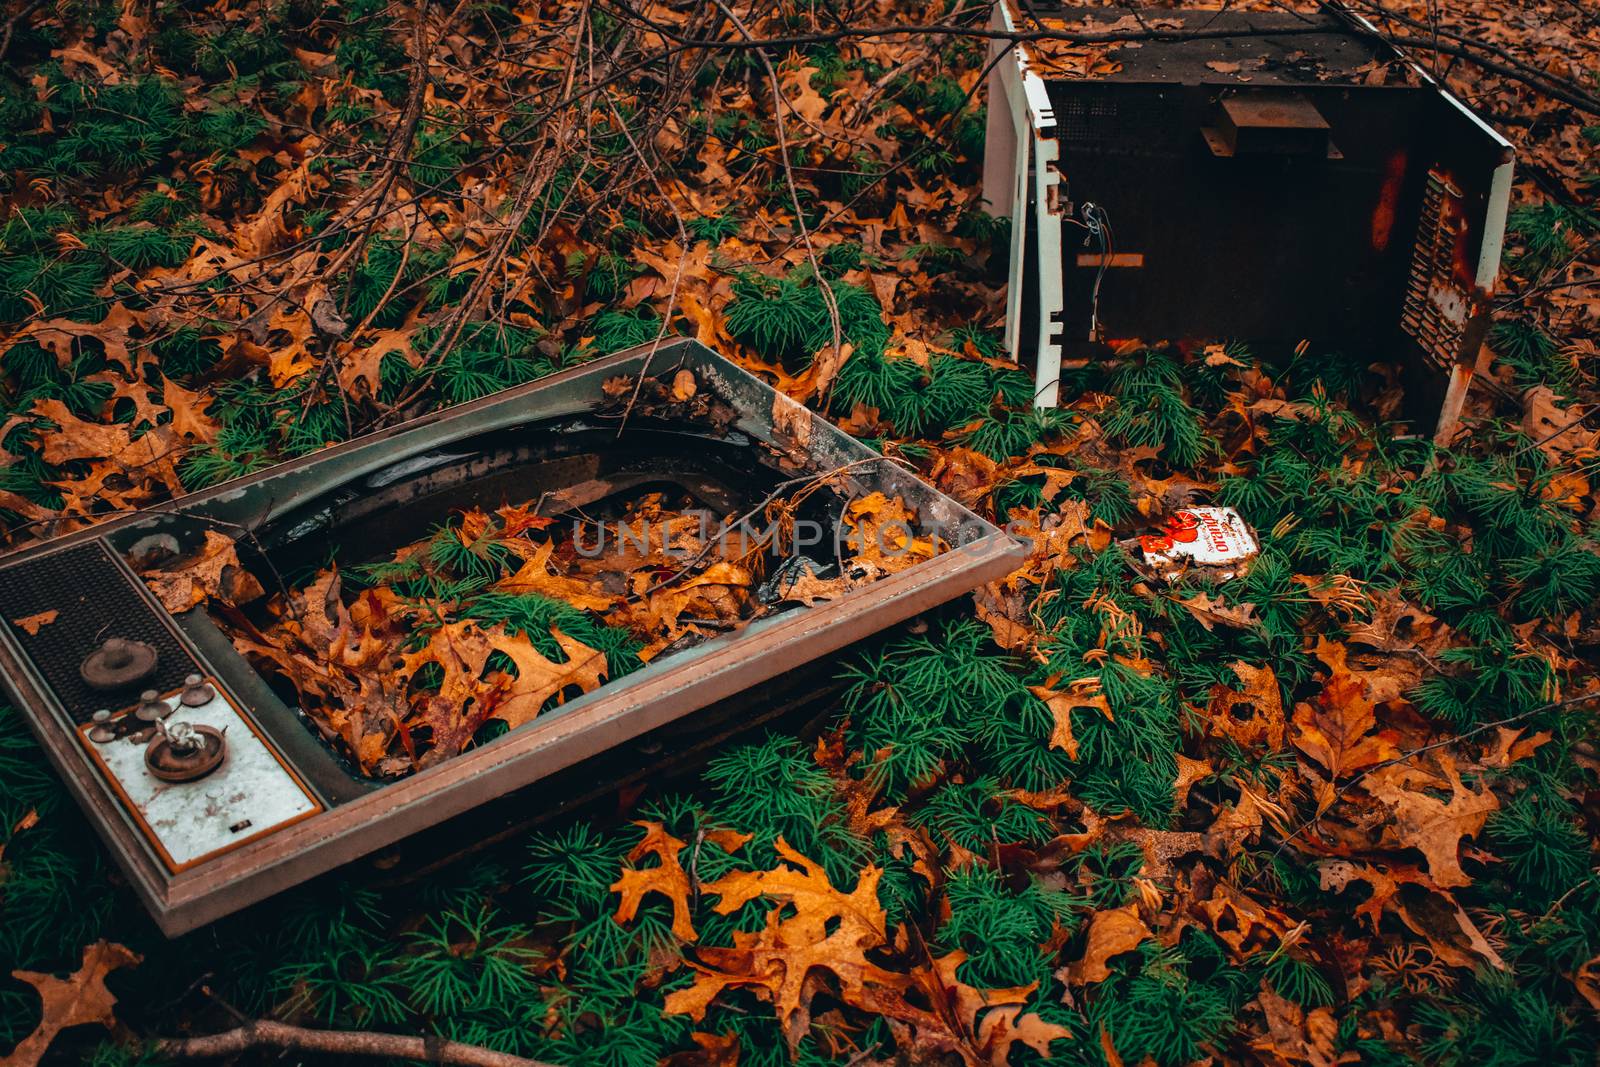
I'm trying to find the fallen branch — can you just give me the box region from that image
[152,1019,556,1066]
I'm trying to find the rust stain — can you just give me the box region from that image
[1370,149,1407,253]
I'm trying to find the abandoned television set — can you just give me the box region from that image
[0,338,1025,935]
[982,1,1514,440]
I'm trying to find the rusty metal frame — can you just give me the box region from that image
[0,338,1026,935]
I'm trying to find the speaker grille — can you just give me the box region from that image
[0,540,199,722]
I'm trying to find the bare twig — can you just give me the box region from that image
[152,1019,556,1066]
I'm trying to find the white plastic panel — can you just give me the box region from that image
[83,692,319,870]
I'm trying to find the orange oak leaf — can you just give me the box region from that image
[665,839,907,1048]
[8,941,141,1067]
[612,821,698,941]
[1315,859,1429,931]
[1208,661,1286,752]
[497,540,616,612]
[1066,904,1151,985]
[1028,678,1112,760]
[162,376,220,442]
[11,610,58,635]
[136,530,265,614]
[1176,591,1260,632]
[860,949,1073,1066]
[30,398,138,465]
[1291,658,1398,780]
[16,304,139,372]
[339,327,418,396]
[1364,754,1499,889]
[483,627,607,729]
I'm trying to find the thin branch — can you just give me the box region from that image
[152,1019,556,1067]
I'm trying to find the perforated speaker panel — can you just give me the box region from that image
[0,540,200,722]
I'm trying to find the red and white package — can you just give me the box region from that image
[1137,506,1259,581]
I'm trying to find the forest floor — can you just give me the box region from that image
[1,0,1598,1064]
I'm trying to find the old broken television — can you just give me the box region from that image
[0,338,1024,935]
[981,0,1514,440]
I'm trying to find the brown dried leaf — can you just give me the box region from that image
[11,610,58,635]
[1291,659,1398,782]
[1066,904,1151,985]
[612,821,698,941]
[1028,679,1112,760]
[1365,754,1499,889]
[8,941,141,1067]
[665,840,906,1049]
[483,628,607,730]
[161,377,220,442]
[1208,661,1286,752]
[137,530,265,613]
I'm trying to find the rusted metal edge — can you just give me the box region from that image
[0,338,1027,935]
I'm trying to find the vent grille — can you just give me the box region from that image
[0,541,199,722]
[1401,172,1467,368]
[1059,96,1119,142]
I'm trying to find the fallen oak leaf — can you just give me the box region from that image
[865,948,1073,1066]
[161,376,221,443]
[1393,888,1506,970]
[1028,677,1112,760]
[8,941,142,1067]
[136,530,265,614]
[338,327,419,396]
[497,540,615,612]
[1364,753,1498,889]
[1175,590,1260,632]
[665,839,907,1049]
[11,610,58,635]
[1065,903,1151,985]
[1208,661,1286,752]
[1291,659,1398,781]
[612,821,698,941]
[483,627,607,729]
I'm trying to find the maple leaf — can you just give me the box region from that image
[8,941,141,1067]
[612,821,698,941]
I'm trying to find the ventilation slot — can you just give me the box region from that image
[1400,171,1467,369]
[0,541,200,722]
